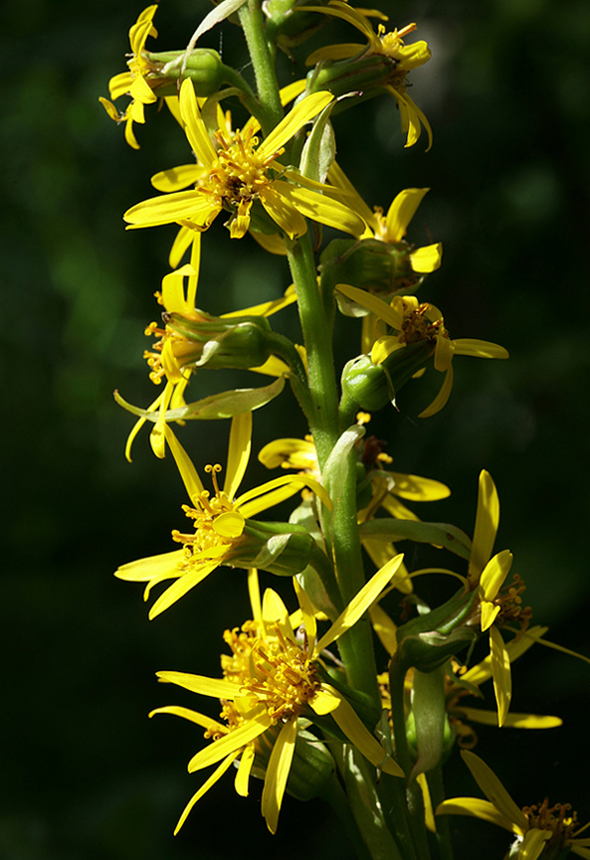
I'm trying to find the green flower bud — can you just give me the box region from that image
[321,238,421,316]
[141,48,249,99]
[253,726,335,802]
[235,521,315,576]
[308,54,400,101]
[165,311,276,371]
[341,341,435,412]
[264,0,331,52]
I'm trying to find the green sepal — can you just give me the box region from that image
[341,355,394,411]
[308,54,400,100]
[167,312,276,371]
[238,521,314,575]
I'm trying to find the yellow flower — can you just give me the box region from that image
[437,751,590,860]
[328,161,442,270]
[99,5,160,149]
[151,563,406,834]
[465,470,533,727]
[335,285,509,417]
[301,1,432,148]
[144,262,297,386]
[258,422,450,593]
[115,413,331,619]
[123,80,364,239]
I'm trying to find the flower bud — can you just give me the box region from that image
[321,238,421,316]
[308,54,400,101]
[140,48,245,99]
[164,312,277,371]
[341,341,435,412]
[264,0,332,53]
[253,726,335,802]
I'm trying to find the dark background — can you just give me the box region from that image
[3,0,590,857]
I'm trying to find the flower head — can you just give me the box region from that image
[151,563,405,833]
[335,285,509,417]
[115,413,330,618]
[437,751,590,860]
[99,5,161,149]
[302,1,432,148]
[124,80,364,239]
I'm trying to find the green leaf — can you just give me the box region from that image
[299,101,336,183]
[114,376,285,422]
[359,519,472,561]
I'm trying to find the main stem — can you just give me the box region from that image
[238,0,283,134]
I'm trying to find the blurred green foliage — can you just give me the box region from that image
[3,0,590,857]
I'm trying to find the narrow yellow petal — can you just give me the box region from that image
[293,578,317,652]
[452,338,509,359]
[148,559,222,619]
[174,752,239,834]
[257,92,334,160]
[490,627,512,727]
[261,717,298,833]
[156,670,238,699]
[335,283,404,329]
[418,365,454,418]
[115,549,186,582]
[151,164,205,193]
[179,78,217,165]
[460,750,528,832]
[480,600,501,632]
[480,550,513,602]
[247,568,262,626]
[315,553,404,654]
[310,685,341,715]
[234,744,256,797]
[273,182,365,236]
[328,687,404,777]
[162,424,204,503]
[436,797,520,834]
[188,711,273,772]
[520,829,552,860]
[417,773,436,833]
[369,603,397,656]
[455,707,562,730]
[223,412,252,500]
[384,188,429,242]
[468,470,500,582]
[148,706,226,734]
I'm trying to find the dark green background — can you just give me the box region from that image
[3,0,590,857]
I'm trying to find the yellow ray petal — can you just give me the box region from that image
[148,706,226,734]
[489,626,512,727]
[315,554,404,654]
[418,365,454,418]
[384,188,429,242]
[188,711,273,772]
[261,717,298,834]
[115,549,186,582]
[234,744,256,797]
[257,92,334,160]
[468,470,500,582]
[409,242,443,273]
[156,670,238,699]
[148,559,223,619]
[455,707,562,730]
[436,797,520,834]
[163,424,204,503]
[174,751,240,834]
[328,688,404,777]
[336,283,404,329]
[179,79,217,165]
[460,750,528,831]
[452,338,509,359]
[479,549,513,603]
[224,412,252,500]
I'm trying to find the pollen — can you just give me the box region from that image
[171,464,245,560]
[522,799,581,847]
[494,573,533,633]
[200,126,284,213]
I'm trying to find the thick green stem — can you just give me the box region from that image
[238,0,283,134]
[426,765,454,860]
[332,745,404,860]
[287,232,340,469]
[320,771,375,860]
